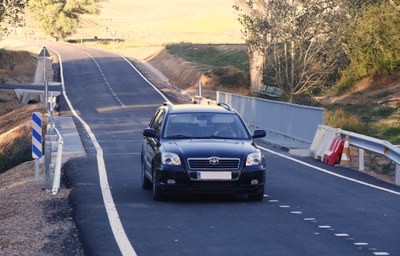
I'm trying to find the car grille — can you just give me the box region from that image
[188,158,240,170]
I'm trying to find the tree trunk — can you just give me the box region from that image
[249,48,265,93]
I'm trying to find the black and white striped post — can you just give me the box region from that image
[32,112,42,183]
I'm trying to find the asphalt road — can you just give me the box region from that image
[48,42,400,256]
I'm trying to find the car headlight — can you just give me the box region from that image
[246,150,262,166]
[161,152,181,166]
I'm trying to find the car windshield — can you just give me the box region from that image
[163,113,250,139]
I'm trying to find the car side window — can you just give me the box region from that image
[149,108,162,128]
[152,110,165,136]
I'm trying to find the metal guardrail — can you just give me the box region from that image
[45,127,64,195]
[44,94,64,194]
[340,130,400,186]
[218,92,400,186]
[310,125,400,185]
[341,130,400,165]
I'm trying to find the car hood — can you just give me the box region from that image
[161,139,257,159]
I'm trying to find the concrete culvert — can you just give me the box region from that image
[28,99,38,104]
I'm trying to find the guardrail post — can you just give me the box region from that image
[52,139,63,195]
[396,164,400,186]
[49,163,55,184]
[44,137,52,188]
[358,149,365,172]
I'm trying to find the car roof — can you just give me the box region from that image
[166,104,235,114]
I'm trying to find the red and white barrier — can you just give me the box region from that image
[323,137,345,166]
[310,125,329,158]
[314,127,342,161]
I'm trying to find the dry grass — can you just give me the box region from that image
[73,0,243,45]
[0,103,45,173]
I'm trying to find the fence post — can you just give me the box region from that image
[396,164,400,186]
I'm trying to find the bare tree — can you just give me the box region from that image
[234,0,270,93]
[268,0,347,102]
[235,0,347,102]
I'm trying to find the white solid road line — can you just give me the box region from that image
[116,52,171,103]
[259,145,400,197]
[49,47,137,256]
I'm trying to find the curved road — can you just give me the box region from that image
[47,42,400,256]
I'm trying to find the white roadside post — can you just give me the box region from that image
[198,81,202,97]
[110,30,117,51]
[358,149,365,172]
[32,112,43,183]
[39,46,51,108]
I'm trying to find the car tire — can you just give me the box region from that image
[141,160,152,190]
[248,188,264,201]
[152,172,164,201]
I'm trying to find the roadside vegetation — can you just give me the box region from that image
[166,43,249,89]
[162,42,400,146]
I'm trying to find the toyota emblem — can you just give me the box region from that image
[209,157,219,165]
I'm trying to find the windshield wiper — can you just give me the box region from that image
[198,135,230,139]
[166,135,192,139]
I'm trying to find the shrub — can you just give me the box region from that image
[337,2,400,92]
[324,108,366,134]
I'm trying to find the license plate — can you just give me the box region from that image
[197,171,232,180]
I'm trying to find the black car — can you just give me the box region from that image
[141,102,267,201]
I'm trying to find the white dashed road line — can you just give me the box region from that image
[259,145,400,197]
[82,50,126,109]
[267,194,390,255]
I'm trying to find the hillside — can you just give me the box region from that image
[322,74,400,144]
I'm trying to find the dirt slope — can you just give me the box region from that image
[0,47,83,255]
[146,47,250,100]
[328,74,400,107]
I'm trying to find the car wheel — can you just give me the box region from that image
[141,159,152,190]
[152,172,164,201]
[248,188,265,201]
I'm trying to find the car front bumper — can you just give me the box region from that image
[154,165,266,195]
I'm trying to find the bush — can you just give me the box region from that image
[337,2,400,92]
[324,108,367,134]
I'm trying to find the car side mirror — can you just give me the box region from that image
[253,129,266,139]
[143,128,157,138]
